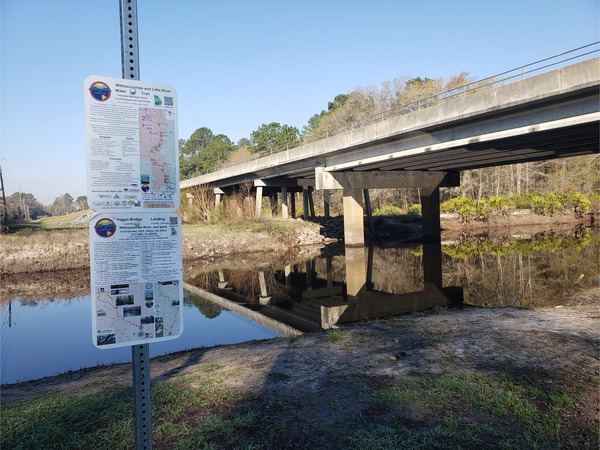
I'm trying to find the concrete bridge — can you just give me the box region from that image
[182,58,599,247]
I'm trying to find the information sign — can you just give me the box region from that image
[84,76,179,212]
[89,212,183,349]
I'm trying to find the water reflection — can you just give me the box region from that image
[0,293,280,385]
[185,230,599,332]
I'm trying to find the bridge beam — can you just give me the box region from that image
[315,167,460,191]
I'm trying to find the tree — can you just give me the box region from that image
[51,193,75,216]
[179,127,234,178]
[236,138,251,149]
[75,196,88,210]
[302,94,348,137]
[5,192,48,221]
[250,122,301,154]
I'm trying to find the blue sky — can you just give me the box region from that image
[1,0,598,206]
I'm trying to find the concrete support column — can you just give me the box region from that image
[342,188,365,246]
[218,269,228,289]
[308,187,315,218]
[255,186,263,217]
[302,188,309,219]
[364,189,374,236]
[269,193,277,217]
[290,193,296,218]
[284,264,291,288]
[323,190,331,218]
[420,187,443,291]
[281,186,289,219]
[258,271,271,304]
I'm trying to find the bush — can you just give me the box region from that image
[564,192,592,212]
[374,205,404,216]
[407,204,422,215]
[441,198,489,221]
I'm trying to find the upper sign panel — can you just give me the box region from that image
[84,76,179,212]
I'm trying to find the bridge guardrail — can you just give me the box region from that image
[182,42,600,182]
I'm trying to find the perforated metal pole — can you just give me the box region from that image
[132,343,152,450]
[120,0,140,80]
[119,1,151,449]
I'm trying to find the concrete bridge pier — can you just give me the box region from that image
[323,190,331,218]
[316,168,460,248]
[214,188,224,210]
[258,271,271,305]
[255,186,263,217]
[342,188,365,246]
[281,187,289,219]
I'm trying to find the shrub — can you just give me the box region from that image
[374,205,404,216]
[564,192,592,212]
[407,204,422,215]
[441,198,489,221]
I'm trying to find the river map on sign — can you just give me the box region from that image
[94,280,181,346]
[139,108,176,196]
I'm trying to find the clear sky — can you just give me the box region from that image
[1,0,598,206]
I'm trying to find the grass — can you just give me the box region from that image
[2,354,596,449]
[323,328,343,342]
[1,376,256,450]
[8,210,91,233]
[366,372,583,447]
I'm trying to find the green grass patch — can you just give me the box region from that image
[1,378,253,449]
[347,421,506,449]
[365,373,576,447]
[323,328,343,343]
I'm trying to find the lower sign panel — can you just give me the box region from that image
[90,213,183,349]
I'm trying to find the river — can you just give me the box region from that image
[1,227,597,385]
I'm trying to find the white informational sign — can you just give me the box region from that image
[89,213,183,349]
[84,75,179,212]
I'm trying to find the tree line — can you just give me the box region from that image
[1,192,88,225]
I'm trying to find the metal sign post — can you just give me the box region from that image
[120,1,151,449]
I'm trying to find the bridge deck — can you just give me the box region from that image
[181,57,599,191]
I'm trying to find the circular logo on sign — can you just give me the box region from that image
[94,218,117,238]
[89,81,111,101]
[141,184,150,192]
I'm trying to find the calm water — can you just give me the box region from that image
[2,228,598,385]
[0,293,280,385]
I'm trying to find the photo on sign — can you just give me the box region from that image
[116,295,135,306]
[141,316,155,325]
[123,306,142,317]
[97,334,116,346]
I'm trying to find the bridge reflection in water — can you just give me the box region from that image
[184,242,463,334]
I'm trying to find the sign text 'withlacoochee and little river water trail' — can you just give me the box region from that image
[84,75,183,350]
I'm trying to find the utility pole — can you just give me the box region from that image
[0,164,9,229]
[18,187,24,219]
